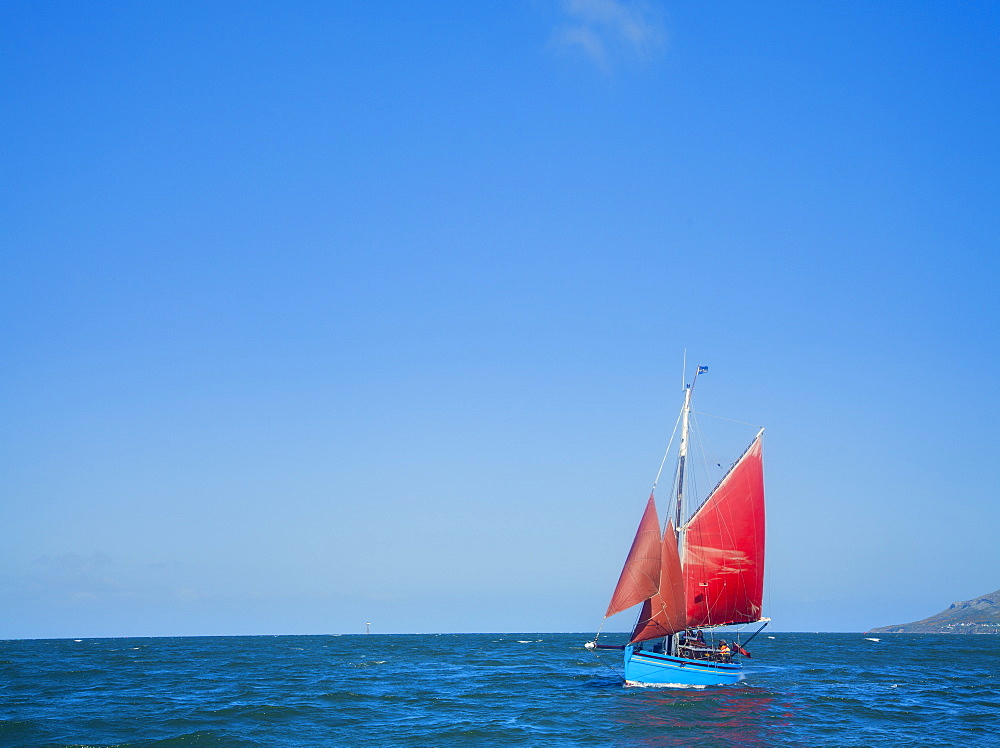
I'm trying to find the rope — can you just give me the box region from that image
[691,410,722,497]
[651,407,683,493]
[690,410,762,429]
[587,648,626,681]
[587,623,625,680]
[593,619,606,644]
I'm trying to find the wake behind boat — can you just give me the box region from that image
[586,365,769,687]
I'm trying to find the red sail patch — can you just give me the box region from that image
[605,494,661,619]
[630,521,686,643]
[682,435,765,628]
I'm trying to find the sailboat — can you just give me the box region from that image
[585,365,769,687]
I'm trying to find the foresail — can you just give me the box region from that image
[682,433,765,628]
[629,521,686,643]
[605,494,661,618]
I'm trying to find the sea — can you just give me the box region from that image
[2,632,997,747]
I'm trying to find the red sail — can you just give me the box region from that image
[683,434,765,628]
[605,494,661,618]
[629,521,686,643]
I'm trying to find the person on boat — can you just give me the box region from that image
[718,640,731,662]
[682,629,706,646]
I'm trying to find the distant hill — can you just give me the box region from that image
[870,588,1000,634]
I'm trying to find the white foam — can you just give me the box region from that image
[865,637,880,642]
[625,680,707,689]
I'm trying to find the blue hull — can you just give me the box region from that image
[623,645,742,687]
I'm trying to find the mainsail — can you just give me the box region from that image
[605,494,661,618]
[629,521,686,643]
[682,433,765,628]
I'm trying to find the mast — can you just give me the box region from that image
[668,364,705,655]
[675,365,706,527]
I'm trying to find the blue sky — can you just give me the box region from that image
[2,1,998,638]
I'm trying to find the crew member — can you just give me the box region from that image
[718,640,731,661]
